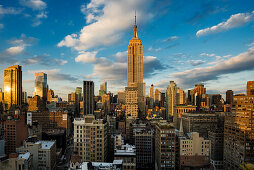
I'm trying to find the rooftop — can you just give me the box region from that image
[35,141,55,150]
[115,144,136,156]
[17,152,30,160]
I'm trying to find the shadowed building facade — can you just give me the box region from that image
[83,81,94,115]
[4,65,22,110]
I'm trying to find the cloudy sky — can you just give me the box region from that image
[0,0,254,100]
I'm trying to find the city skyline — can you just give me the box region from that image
[0,0,254,100]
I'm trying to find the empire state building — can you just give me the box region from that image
[127,15,143,87]
[125,14,145,118]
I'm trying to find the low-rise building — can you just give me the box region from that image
[16,137,56,170]
[114,144,136,170]
[0,152,33,170]
[179,132,211,169]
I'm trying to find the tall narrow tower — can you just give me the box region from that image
[126,13,145,116]
[4,65,22,110]
[34,72,48,101]
[127,14,143,87]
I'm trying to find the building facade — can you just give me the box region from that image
[224,81,254,169]
[166,81,177,125]
[125,87,138,118]
[34,72,48,101]
[155,121,176,169]
[179,132,211,168]
[4,65,22,110]
[73,115,108,162]
[83,81,94,115]
[126,15,145,114]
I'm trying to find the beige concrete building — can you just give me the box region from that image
[166,81,177,125]
[179,132,211,168]
[176,88,186,105]
[73,115,108,162]
[125,87,138,118]
[4,65,22,110]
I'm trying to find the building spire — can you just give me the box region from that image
[133,11,138,38]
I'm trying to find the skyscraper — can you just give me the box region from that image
[99,82,107,97]
[83,81,94,115]
[226,90,233,104]
[76,87,82,102]
[34,72,48,101]
[166,81,177,125]
[176,88,186,105]
[126,14,145,115]
[247,81,254,96]
[154,88,161,104]
[150,84,154,99]
[4,65,22,110]
[0,88,4,103]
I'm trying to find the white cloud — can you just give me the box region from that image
[0,24,3,29]
[172,46,254,88]
[5,46,25,55]
[0,5,22,15]
[148,47,162,52]
[187,60,205,66]
[23,54,68,66]
[115,51,128,63]
[75,51,98,63]
[58,0,154,51]
[19,0,47,10]
[36,11,47,19]
[200,53,215,57]
[248,42,254,47]
[196,11,254,37]
[163,36,179,42]
[9,34,38,46]
[80,4,86,15]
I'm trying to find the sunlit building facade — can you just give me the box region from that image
[166,81,177,125]
[4,65,22,110]
[126,14,145,115]
[34,72,47,101]
[224,81,254,169]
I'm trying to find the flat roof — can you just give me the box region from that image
[18,152,30,160]
[35,141,55,150]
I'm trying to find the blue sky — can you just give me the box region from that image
[0,0,254,100]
